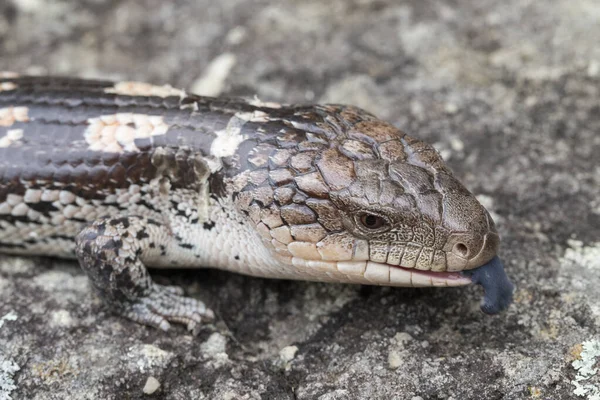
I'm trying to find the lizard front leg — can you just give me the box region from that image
[75,216,214,334]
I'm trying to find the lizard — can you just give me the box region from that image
[0,73,514,334]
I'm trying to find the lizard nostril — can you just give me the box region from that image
[453,243,469,258]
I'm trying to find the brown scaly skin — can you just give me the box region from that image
[0,75,500,333]
[231,105,499,273]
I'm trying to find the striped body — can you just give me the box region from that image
[0,74,505,328]
[0,75,286,275]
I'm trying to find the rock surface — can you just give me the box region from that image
[1,0,599,399]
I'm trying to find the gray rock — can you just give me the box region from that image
[1,0,599,399]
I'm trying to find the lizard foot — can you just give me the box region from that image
[75,216,215,335]
[121,283,214,335]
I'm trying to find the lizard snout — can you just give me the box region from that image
[444,228,499,272]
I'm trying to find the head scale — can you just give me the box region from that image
[232,105,499,285]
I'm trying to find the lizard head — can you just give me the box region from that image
[323,157,499,273]
[234,105,499,287]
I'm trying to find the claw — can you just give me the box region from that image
[119,283,214,334]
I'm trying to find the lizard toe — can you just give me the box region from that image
[118,283,212,334]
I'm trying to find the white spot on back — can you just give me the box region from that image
[105,81,186,99]
[0,129,24,148]
[84,113,169,153]
[0,82,17,92]
[210,111,268,158]
[248,95,282,109]
[0,107,29,127]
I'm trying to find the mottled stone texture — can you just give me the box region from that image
[0,0,599,399]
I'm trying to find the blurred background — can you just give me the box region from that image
[1,1,599,399]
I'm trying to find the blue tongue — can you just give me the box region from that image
[461,256,515,314]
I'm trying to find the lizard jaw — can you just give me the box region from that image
[289,258,472,287]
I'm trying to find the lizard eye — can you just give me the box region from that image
[358,213,387,230]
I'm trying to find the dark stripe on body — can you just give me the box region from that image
[0,76,363,254]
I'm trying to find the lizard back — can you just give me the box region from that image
[0,75,295,258]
